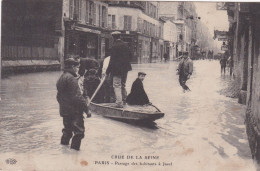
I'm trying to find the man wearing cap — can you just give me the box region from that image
[126,72,150,105]
[56,58,90,151]
[106,32,132,108]
[177,52,193,92]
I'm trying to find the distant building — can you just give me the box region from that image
[63,0,110,60]
[1,0,111,74]
[2,0,63,74]
[160,17,177,60]
[159,2,199,57]
[107,1,161,63]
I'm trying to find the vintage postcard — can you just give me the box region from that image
[0,1,260,171]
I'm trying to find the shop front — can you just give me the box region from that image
[64,22,108,60]
[150,37,160,63]
[138,35,151,63]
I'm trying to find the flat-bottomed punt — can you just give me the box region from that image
[90,103,164,121]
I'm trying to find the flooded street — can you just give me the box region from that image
[0,60,257,170]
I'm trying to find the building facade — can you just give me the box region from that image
[161,17,177,60]
[1,0,63,74]
[63,0,110,61]
[107,1,161,63]
[225,2,260,163]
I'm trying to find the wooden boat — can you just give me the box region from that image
[89,102,164,121]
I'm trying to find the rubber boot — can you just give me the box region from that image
[70,137,82,151]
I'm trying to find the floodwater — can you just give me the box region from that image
[0,60,257,171]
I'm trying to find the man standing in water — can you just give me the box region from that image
[177,52,193,92]
[220,56,227,74]
[106,32,132,108]
[56,58,90,151]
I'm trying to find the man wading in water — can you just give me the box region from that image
[177,52,193,93]
[56,58,91,151]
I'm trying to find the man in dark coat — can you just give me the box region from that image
[177,52,193,92]
[106,32,132,108]
[56,58,90,151]
[126,72,150,105]
[220,56,227,74]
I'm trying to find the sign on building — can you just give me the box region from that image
[214,30,229,40]
[221,45,228,51]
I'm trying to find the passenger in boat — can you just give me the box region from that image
[106,31,132,108]
[56,58,90,151]
[126,72,150,106]
[78,57,99,77]
[83,69,103,103]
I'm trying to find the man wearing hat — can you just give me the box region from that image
[56,58,90,151]
[177,52,193,92]
[106,31,132,108]
[126,72,150,105]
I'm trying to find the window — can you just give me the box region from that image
[124,15,132,30]
[108,14,116,29]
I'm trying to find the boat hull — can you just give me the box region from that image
[89,103,164,121]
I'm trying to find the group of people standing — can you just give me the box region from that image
[56,31,196,151]
[56,32,151,151]
[220,55,233,76]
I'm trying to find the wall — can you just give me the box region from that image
[108,7,139,31]
[159,2,178,20]
[163,20,177,42]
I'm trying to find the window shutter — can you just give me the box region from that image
[124,16,127,30]
[74,0,79,20]
[99,5,102,27]
[93,3,96,25]
[128,16,132,30]
[104,7,107,28]
[85,0,89,23]
[69,0,74,19]
[112,15,116,29]
[108,15,111,28]
[79,0,82,21]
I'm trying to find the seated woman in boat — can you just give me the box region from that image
[126,72,151,106]
[83,69,103,103]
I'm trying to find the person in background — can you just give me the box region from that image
[126,72,150,106]
[227,56,234,76]
[78,57,100,77]
[220,56,227,74]
[98,52,115,103]
[83,69,103,103]
[56,58,91,151]
[106,31,132,108]
[164,53,168,62]
[177,52,193,92]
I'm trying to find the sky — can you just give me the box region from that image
[194,2,229,52]
[194,2,229,36]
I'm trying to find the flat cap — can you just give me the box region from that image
[138,72,147,76]
[64,58,80,66]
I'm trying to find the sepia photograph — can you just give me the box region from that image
[0,0,260,170]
